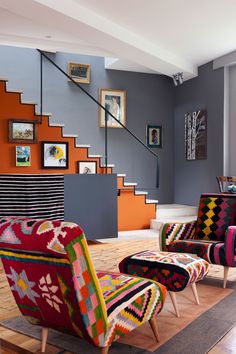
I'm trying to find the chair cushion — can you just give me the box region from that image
[168,239,226,265]
[97,271,166,347]
[194,194,236,241]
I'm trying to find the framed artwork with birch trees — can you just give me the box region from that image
[185,109,207,160]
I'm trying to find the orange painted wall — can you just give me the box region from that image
[0,81,103,174]
[0,80,156,231]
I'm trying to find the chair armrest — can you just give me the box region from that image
[159,221,197,251]
[224,226,236,267]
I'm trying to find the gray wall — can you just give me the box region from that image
[0,45,175,203]
[64,174,117,239]
[228,65,236,175]
[174,62,225,206]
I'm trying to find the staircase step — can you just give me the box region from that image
[156,204,198,218]
[150,215,197,231]
[101,164,115,168]
[123,182,137,186]
[117,174,126,177]
[63,133,78,138]
[146,199,158,204]
[89,154,102,158]
[49,123,65,127]
[36,112,52,116]
[76,144,91,148]
[135,190,148,195]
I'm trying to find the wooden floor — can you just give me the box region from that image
[0,239,236,354]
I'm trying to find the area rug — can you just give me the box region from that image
[1,279,236,354]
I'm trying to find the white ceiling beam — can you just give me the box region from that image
[0,0,197,78]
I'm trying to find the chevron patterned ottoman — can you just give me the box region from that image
[119,251,209,317]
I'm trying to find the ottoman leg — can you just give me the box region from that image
[223,266,229,288]
[191,283,200,305]
[149,317,160,342]
[169,292,180,318]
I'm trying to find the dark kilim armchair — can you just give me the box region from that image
[160,193,236,288]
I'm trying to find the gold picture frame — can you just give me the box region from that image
[68,62,90,84]
[99,89,126,128]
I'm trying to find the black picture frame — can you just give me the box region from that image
[41,141,69,169]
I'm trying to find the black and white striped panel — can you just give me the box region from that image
[0,174,64,220]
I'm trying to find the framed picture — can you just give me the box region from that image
[99,89,126,128]
[16,146,31,167]
[41,141,69,169]
[146,125,162,148]
[185,109,207,160]
[78,161,97,174]
[68,62,90,84]
[9,119,37,143]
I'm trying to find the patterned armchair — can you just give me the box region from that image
[0,217,166,354]
[160,193,236,288]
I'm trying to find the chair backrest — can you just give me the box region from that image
[194,193,236,241]
[216,176,236,193]
[0,217,108,347]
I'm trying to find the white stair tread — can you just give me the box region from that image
[22,101,37,104]
[101,164,115,167]
[89,154,102,158]
[36,112,52,116]
[146,199,158,204]
[76,144,91,148]
[49,123,65,127]
[123,182,137,186]
[117,174,126,177]
[135,191,148,195]
[157,204,198,218]
[8,90,23,93]
[63,133,78,138]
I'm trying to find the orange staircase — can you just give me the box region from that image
[0,78,157,231]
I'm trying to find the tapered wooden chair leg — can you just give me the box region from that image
[149,317,160,342]
[191,282,200,305]
[169,291,180,317]
[100,346,109,354]
[223,266,229,288]
[41,327,48,353]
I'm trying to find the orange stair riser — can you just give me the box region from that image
[118,192,156,231]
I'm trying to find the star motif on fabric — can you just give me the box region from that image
[38,273,63,313]
[7,267,40,304]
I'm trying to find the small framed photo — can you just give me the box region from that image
[42,141,68,169]
[16,146,31,167]
[146,125,162,148]
[9,119,37,143]
[99,89,126,128]
[68,62,90,84]
[78,161,97,174]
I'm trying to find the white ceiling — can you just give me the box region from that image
[0,0,236,80]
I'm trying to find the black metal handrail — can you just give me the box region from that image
[37,49,159,187]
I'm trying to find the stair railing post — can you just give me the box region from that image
[105,104,108,174]
[39,52,43,124]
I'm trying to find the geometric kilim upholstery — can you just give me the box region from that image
[194,194,236,241]
[160,193,236,268]
[0,217,166,351]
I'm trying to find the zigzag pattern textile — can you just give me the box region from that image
[119,251,209,292]
[195,194,236,241]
